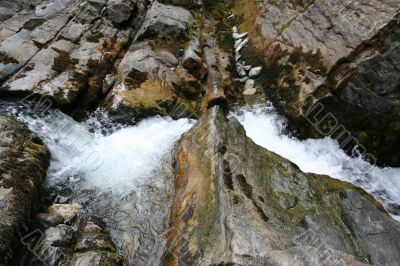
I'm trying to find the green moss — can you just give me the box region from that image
[287,202,307,220]
[186,23,194,39]
[309,175,386,213]
[135,98,158,108]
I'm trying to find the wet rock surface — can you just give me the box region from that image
[166,106,400,265]
[1,0,400,265]
[0,115,49,265]
[233,0,400,166]
[29,212,123,266]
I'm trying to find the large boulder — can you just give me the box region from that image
[0,0,139,119]
[105,0,136,25]
[105,41,198,122]
[0,115,49,265]
[135,2,193,42]
[164,106,400,265]
[233,0,400,166]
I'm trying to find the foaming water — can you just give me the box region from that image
[0,100,195,263]
[232,104,400,221]
[0,101,194,192]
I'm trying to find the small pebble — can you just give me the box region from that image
[235,38,248,53]
[234,38,245,49]
[243,65,252,71]
[235,53,242,61]
[243,79,256,95]
[249,66,263,78]
[238,68,247,77]
[232,26,238,34]
[239,76,249,83]
[233,32,248,40]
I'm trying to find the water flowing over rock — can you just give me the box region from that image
[166,106,400,265]
[233,0,400,166]
[0,115,49,265]
[1,0,400,265]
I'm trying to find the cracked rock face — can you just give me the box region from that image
[0,115,50,265]
[1,0,400,265]
[0,0,141,117]
[234,0,400,166]
[165,106,400,265]
[0,0,200,121]
[30,215,123,266]
[135,1,193,41]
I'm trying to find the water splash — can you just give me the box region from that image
[0,101,194,192]
[232,104,400,220]
[0,100,195,263]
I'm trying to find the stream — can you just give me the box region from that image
[0,98,399,264]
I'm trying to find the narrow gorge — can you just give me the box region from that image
[0,0,399,265]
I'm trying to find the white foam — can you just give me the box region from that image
[10,106,194,193]
[232,105,400,220]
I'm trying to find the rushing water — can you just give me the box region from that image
[0,100,195,264]
[0,99,399,263]
[232,104,400,221]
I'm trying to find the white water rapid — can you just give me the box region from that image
[0,100,195,264]
[1,99,399,262]
[232,104,400,221]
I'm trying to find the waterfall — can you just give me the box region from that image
[232,104,400,221]
[0,100,195,263]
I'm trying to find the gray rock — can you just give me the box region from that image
[116,41,178,80]
[38,203,80,226]
[233,32,247,40]
[88,0,108,9]
[105,41,181,118]
[135,2,193,41]
[31,224,75,266]
[236,64,247,77]
[31,14,71,45]
[234,38,243,49]
[201,36,228,112]
[237,76,249,84]
[2,39,75,97]
[0,115,49,265]
[243,64,252,72]
[0,7,16,22]
[0,12,32,32]
[243,79,256,95]
[71,217,123,266]
[22,17,47,30]
[102,74,115,95]
[182,35,205,80]
[105,0,135,25]
[159,0,202,8]
[166,106,400,265]
[61,22,88,43]
[75,2,102,24]
[34,0,75,18]
[234,37,248,53]
[29,216,121,265]
[232,26,238,34]
[248,66,262,78]
[235,51,242,61]
[340,189,400,265]
[0,30,39,81]
[237,0,400,166]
